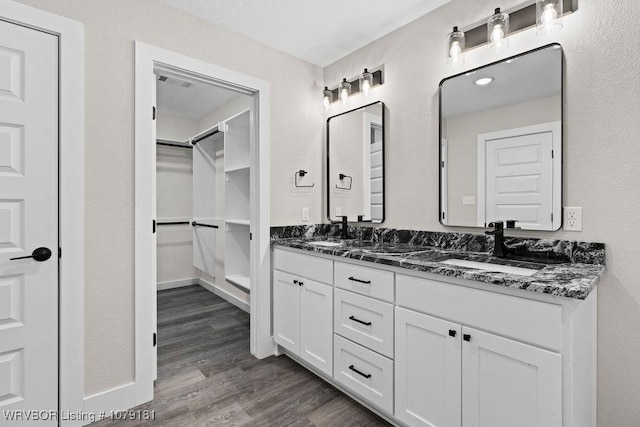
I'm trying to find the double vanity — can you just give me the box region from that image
[271,226,604,427]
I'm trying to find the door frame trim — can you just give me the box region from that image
[134,41,273,405]
[0,1,85,424]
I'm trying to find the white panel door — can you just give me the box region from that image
[299,278,333,376]
[273,270,300,354]
[0,20,58,423]
[462,326,562,427]
[483,130,554,229]
[192,132,222,276]
[395,308,462,427]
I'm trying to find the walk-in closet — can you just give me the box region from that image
[154,70,253,344]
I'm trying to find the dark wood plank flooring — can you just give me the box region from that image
[92,285,391,426]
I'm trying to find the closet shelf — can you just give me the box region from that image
[225,219,250,226]
[226,274,250,292]
[225,164,251,174]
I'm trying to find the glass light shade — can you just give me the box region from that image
[487,8,509,53]
[360,69,373,95]
[323,86,333,108]
[447,26,465,67]
[339,78,351,102]
[537,0,563,35]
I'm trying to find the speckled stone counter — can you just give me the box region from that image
[271,225,605,300]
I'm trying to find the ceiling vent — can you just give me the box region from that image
[157,74,193,88]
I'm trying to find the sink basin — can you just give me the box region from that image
[307,241,344,247]
[440,259,539,276]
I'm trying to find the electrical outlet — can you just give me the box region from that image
[463,196,476,205]
[564,207,582,231]
[301,207,309,222]
[335,207,342,217]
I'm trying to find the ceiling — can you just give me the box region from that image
[441,45,563,119]
[158,0,452,67]
[156,72,242,121]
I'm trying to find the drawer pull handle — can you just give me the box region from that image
[348,365,372,379]
[348,276,371,284]
[463,334,471,342]
[349,315,372,326]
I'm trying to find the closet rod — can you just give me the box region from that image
[157,221,190,225]
[157,140,192,149]
[191,128,220,145]
[191,221,219,229]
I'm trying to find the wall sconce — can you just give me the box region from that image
[487,7,509,53]
[322,68,384,107]
[339,78,352,102]
[360,69,373,95]
[537,0,563,34]
[447,26,465,67]
[323,86,333,109]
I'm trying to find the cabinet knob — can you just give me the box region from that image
[448,329,456,337]
[463,334,471,342]
[293,279,298,284]
[298,281,304,286]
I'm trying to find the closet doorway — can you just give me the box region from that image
[135,42,272,405]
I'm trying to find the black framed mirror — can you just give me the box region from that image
[327,101,385,223]
[439,44,563,231]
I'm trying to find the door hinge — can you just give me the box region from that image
[152,219,156,234]
[152,106,156,120]
[551,213,554,222]
[58,247,62,259]
[441,212,445,220]
[249,232,252,240]
[153,332,157,347]
[551,150,554,158]
[441,160,445,168]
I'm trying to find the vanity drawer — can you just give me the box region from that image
[334,261,394,302]
[273,247,333,285]
[333,334,393,414]
[396,274,563,351]
[334,289,394,358]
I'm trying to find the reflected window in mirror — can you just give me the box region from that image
[328,102,385,223]
[439,44,563,231]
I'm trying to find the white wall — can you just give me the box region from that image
[156,113,198,285]
[15,0,323,396]
[324,1,640,424]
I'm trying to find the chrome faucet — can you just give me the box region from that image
[485,220,519,258]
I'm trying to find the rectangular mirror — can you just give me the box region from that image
[440,44,563,231]
[328,101,384,223]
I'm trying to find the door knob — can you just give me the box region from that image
[10,247,52,262]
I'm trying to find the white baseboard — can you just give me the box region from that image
[157,278,198,291]
[198,278,250,313]
[82,382,137,425]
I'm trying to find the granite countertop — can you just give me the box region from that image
[271,235,605,300]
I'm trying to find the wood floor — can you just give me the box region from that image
[92,285,391,426]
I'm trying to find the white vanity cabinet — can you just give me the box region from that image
[273,249,334,376]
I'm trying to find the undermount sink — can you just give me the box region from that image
[440,259,540,277]
[307,241,344,247]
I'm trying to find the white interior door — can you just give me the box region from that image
[192,131,222,277]
[362,113,383,221]
[478,123,559,229]
[0,20,58,423]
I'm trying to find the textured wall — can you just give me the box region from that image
[16,0,323,395]
[324,0,640,425]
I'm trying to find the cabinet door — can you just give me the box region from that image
[273,270,300,354]
[300,278,333,376]
[395,307,462,427]
[462,327,562,427]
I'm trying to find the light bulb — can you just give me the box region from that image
[359,68,373,95]
[361,80,371,95]
[340,88,349,102]
[447,26,465,67]
[323,95,331,109]
[322,86,332,109]
[490,24,505,45]
[541,3,557,27]
[338,78,351,102]
[450,41,462,59]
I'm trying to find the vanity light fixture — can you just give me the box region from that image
[360,69,373,95]
[323,86,333,109]
[447,26,465,67]
[339,78,352,102]
[537,0,563,35]
[487,7,509,53]
[475,77,494,86]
